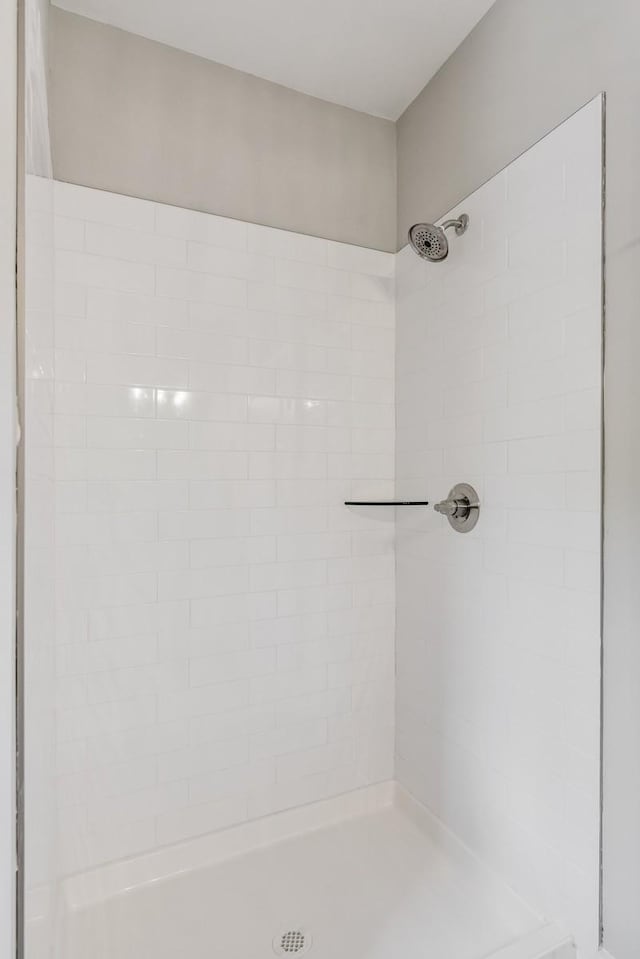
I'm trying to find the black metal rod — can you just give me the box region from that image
[344,501,429,506]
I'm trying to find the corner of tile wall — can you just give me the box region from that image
[394,99,602,959]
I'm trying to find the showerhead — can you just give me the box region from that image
[408,214,469,262]
[408,223,449,261]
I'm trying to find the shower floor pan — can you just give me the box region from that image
[57,784,574,959]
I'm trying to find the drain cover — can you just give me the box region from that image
[272,929,312,956]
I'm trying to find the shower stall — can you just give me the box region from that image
[18,4,604,959]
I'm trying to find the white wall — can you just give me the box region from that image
[395,100,602,957]
[48,9,396,252]
[0,0,17,953]
[50,182,396,874]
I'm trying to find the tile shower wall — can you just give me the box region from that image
[25,173,57,951]
[52,182,395,873]
[395,99,602,957]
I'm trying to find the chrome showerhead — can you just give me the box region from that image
[408,214,469,262]
[408,222,448,261]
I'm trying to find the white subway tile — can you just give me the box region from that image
[86,353,189,389]
[249,559,327,591]
[275,425,349,453]
[55,216,85,252]
[189,422,273,451]
[250,508,327,536]
[157,450,248,480]
[158,566,248,601]
[565,550,601,593]
[55,280,86,317]
[275,259,350,296]
[189,480,275,509]
[86,222,187,267]
[54,350,86,383]
[250,451,327,480]
[86,449,157,480]
[189,537,275,569]
[275,688,350,725]
[564,388,600,433]
[63,384,155,419]
[276,739,355,782]
[87,480,188,512]
[71,636,156,675]
[566,472,600,512]
[249,338,327,373]
[189,706,274,745]
[157,326,247,365]
[189,649,275,687]
[189,361,275,396]
[86,417,188,450]
[89,600,188,641]
[277,638,349,671]
[56,251,155,295]
[278,314,350,350]
[508,432,599,473]
[248,282,326,318]
[158,624,250,661]
[87,288,188,328]
[250,718,327,760]
[247,771,329,819]
[58,313,156,356]
[157,681,248,722]
[350,273,394,303]
[159,509,249,540]
[250,666,327,706]
[156,389,246,422]
[248,395,327,426]
[187,242,273,282]
[87,781,188,830]
[190,592,276,629]
[56,510,157,546]
[86,661,188,704]
[157,738,248,783]
[277,584,351,617]
[156,266,246,307]
[57,697,157,743]
[351,376,394,404]
[250,612,328,648]
[189,760,275,805]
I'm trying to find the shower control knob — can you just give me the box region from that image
[433,483,480,533]
[434,497,466,517]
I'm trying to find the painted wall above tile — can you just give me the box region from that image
[49,10,397,252]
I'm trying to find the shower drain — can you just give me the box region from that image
[272,929,312,956]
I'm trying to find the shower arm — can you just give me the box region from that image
[441,215,469,236]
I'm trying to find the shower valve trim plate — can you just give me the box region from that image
[434,483,480,533]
